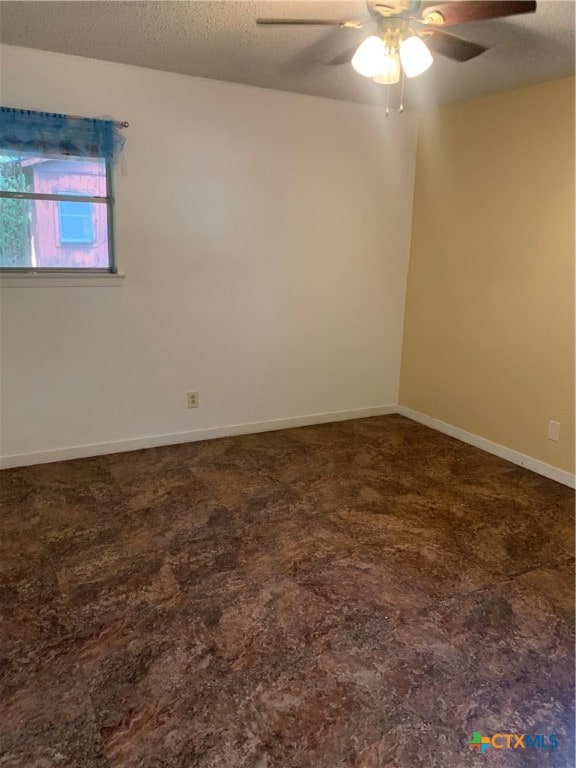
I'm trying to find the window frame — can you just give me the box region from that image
[0,156,117,274]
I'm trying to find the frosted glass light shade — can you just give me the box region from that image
[399,35,433,78]
[351,36,387,78]
[372,53,401,85]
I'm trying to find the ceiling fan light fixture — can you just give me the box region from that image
[351,35,387,78]
[372,52,401,85]
[399,35,433,78]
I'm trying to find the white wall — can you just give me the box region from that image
[0,45,418,466]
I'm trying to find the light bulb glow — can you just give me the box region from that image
[399,35,433,78]
[372,52,401,85]
[351,36,387,78]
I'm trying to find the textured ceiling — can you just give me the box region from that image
[0,1,574,107]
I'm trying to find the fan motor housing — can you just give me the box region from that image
[369,1,413,18]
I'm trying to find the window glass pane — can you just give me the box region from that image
[0,198,109,269]
[0,150,111,270]
[0,197,32,267]
[0,151,107,197]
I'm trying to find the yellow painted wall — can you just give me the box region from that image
[400,77,575,474]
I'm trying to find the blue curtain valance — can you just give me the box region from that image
[0,107,126,162]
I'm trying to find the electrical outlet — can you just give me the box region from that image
[547,420,560,441]
[187,391,199,409]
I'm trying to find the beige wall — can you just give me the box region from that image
[0,46,418,465]
[400,77,575,474]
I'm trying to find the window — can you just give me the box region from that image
[0,152,111,270]
[58,200,95,245]
[0,108,126,273]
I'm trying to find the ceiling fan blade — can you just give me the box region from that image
[420,1,536,26]
[256,18,366,28]
[425,28,487,61]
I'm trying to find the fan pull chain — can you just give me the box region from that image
[398,69,405,113]
[385,83,390,118]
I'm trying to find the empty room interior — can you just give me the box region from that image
[0,1,575,766]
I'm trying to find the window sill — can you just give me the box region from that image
[0,272,125,288]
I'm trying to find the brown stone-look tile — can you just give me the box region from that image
[0,415,573,768]
[0,653,106,768]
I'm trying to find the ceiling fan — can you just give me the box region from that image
[257,1,537,85]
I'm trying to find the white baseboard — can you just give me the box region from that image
[0,404,397,469]
[397,405,575,489]
[3,404,574,489]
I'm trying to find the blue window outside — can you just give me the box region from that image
[58,200,94,244]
